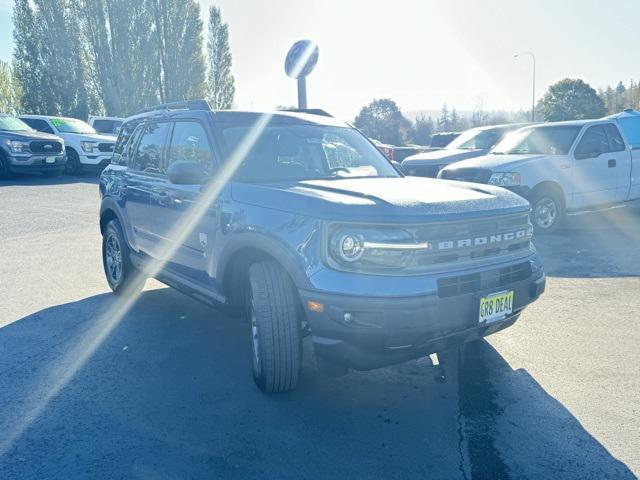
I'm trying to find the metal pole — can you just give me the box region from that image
[515,52,536,122]
[297,77,307,109]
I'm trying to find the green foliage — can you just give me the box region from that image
[0,60,22,114]
[354,98,411,146]
[537,78,606,121]
[207,5,235,109]
[408,114,434,145]
[599,79,640,114]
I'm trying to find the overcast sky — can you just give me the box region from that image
[1,0,638,119]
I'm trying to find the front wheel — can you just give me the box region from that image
[247,261,302,393]
[65,149,81,175]
[529,190,564,234]
[102,219,144,295]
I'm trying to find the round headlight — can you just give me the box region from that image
[338,234,364,262]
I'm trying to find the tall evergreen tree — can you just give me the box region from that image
[151,0,206,103]
[76,0,159,116]
[13,0,46,114]
[438,104,450,131]
[206,5,235,109]
[0,61,22,114]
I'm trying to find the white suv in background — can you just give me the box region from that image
[19,115,117,175]
[88,116,124,136]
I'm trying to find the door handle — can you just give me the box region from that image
[608,159,616,168]
[153,191,171,205]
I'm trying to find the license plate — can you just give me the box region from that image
[45,156,56,164]
[479,290,514,324]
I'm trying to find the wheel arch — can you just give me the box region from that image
[528,181,566,209]
[218,235,311,309]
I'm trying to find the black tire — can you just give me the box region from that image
[247,261,302,393]
[102,219,144,295]
[0,152,12,179]
[529,189,564,234]
[65,149,81,175]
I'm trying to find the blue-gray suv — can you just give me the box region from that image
[99,100,545,393]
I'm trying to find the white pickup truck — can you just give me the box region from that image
[438,110,640,233]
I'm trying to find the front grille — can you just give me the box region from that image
[437,261,532,297]
[439,167,492,183]
[30,140,63,154]
[98,143,114,153]
[405,164,443,178]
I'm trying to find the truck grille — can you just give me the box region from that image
[437,261,532,297]
[29,140,63,154]
[98,143,114,153]
[439,168,492,183]
[374,212,533,274]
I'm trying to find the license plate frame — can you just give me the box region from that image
[479,290,514,324]
[45,156,56,164]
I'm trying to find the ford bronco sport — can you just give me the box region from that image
[99,100,545,393]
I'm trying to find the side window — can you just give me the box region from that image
[131,122,170,173]
[23,118,54,134]
[575,125,609,159]
[604,124,625,152]
[166,121,214,175]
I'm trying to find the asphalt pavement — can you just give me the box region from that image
[0,174,638,479]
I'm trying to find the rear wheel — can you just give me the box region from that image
[529,190,564,234]
[246,261,302,393]
[102,219,144,295]
[65,149,81,175]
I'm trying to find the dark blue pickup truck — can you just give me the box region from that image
[99,100,545,393]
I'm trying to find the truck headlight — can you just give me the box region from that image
[6,140,28,153]
[488,172,521,187]
[80,141,98,153]
[327,225,428,272]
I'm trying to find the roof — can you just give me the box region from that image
[606,109,640,120]
[123,108,349,128]
[521,118,613,128]
[19,114,78,121]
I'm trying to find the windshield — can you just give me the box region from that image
[0,116,33,132]
[50,117,96,134]
[218,123,399,182]
[492,125,581,155]
[446,128,503,150]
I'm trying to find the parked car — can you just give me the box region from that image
[370,139,426,163]
[438,115,640,233]
[88,116,124,136]
[427,132,461,151]
[20,115,117,175]
[0,113,65,178]
[402,124,527,178]
[99,100,545,393]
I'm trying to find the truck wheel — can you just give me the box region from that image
[102,219,144,295]
[65,149,81,175]
[529,190,563,234]
[246,261,302,393]
[0,152,11,179]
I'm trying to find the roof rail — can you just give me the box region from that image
[278,108,333,118]
[136,99,211,115]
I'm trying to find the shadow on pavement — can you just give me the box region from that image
[534,204,640,279]
[0,289,635,479]
[0,172,100,187]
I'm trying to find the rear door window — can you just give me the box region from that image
[575,125,610,159]
[131,122,170,173]
[604,124,626,152]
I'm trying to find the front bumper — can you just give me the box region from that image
[7,153,66,173]
[300,256,545,370]
[78,153,112,170]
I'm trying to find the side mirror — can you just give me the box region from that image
[167,161,206,185]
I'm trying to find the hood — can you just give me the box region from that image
[441,153,549,172]
[0,129,63,143]
[231,177,529,223]
[64,132,117,142]
[401,148,488,166]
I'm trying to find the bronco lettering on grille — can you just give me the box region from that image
[437,228,531,251]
